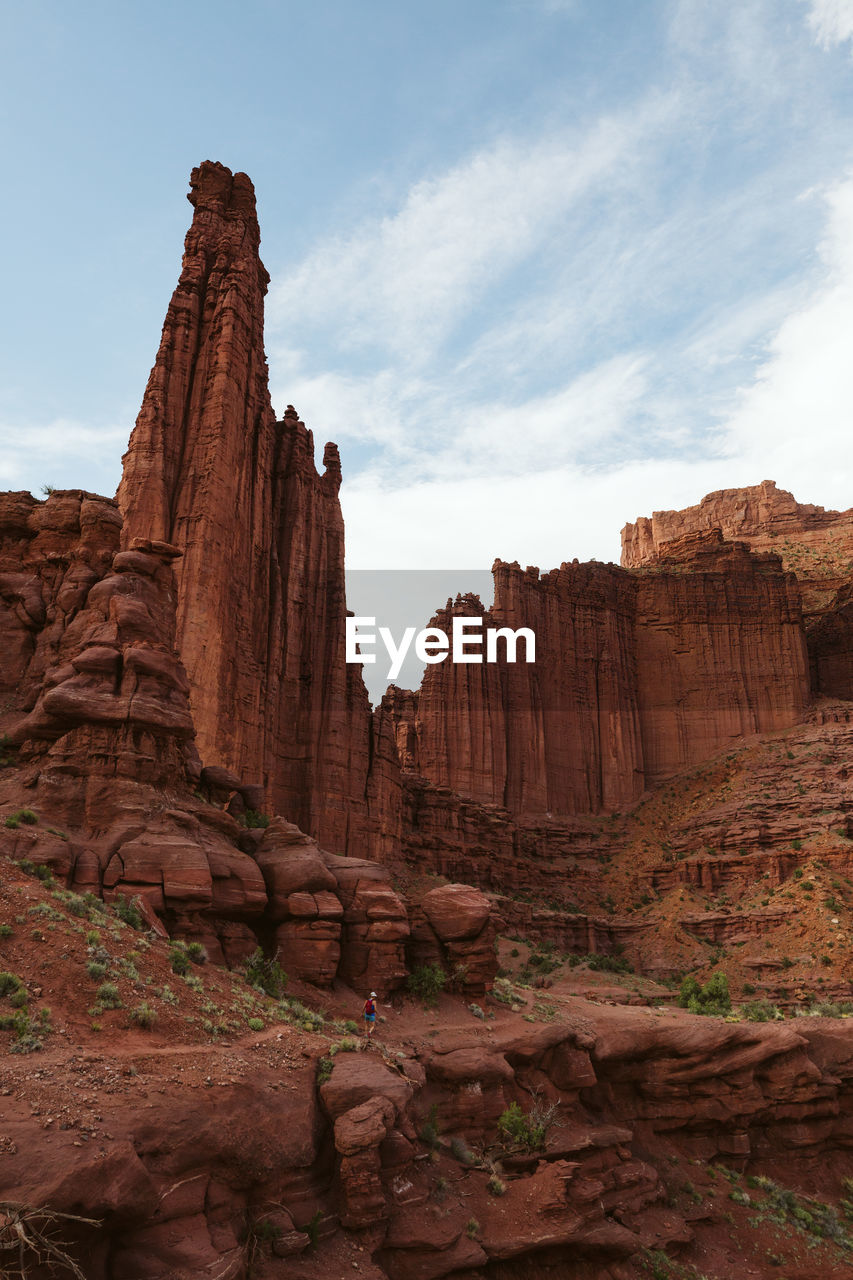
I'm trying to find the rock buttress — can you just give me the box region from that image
[118,161,397,856]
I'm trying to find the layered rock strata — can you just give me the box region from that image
[117,161,396,858]
[622,480,853,700]
[11,996,853,1279]
[388,534,808,823]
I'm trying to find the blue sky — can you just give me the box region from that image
[2,0,853,569]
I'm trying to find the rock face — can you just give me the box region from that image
[392,536,808,816]
[254,819,410,993]
[632,531,809,783]
[117,160,397,859]
[622,479,853,701]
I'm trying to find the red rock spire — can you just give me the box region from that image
[117,163,398,855]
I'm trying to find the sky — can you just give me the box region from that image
[2,0,853,574]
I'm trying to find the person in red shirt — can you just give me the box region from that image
[363,991,377,1037]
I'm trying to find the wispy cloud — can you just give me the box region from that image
[264,2,853,573]
[805,0,853,48]
[271,93,678,367]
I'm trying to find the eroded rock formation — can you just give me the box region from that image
[622,480,853,701]
[388,534,808,845]
[117,161,397,859]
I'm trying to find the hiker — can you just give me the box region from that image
[363,991,377,1037]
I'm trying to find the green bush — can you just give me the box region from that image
[87,961,108,981]
[186,941,207,964]
[0,972,24,999]
[247,1016,264,1031]
[113,895,144,930]
[0,925,12,940]
[245,948,287,998]
[741,999,781,1022]
[239,809,271,829]
[170,945,190,976]
[96,982,122,1010]
[497,1101,546,1151]
[316,1056,334,1085]
[7,809,37,827]
[407,963,447,1007]
[678,971,731,1017]
[129,1002,157,1029]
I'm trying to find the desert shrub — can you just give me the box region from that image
[305,1208,323,1246]
[582,950,632,974]
[240,809,271,829]
[113,895,144,930]
[247,1016,264,1031]
[316,1056,333,1085]
[497,1101,546,1151]
[8,809,37,826]
[741,999,782,1022]
[466,1218,480,1239]
[16,859,53,884]
[169,944,190,975]
[129,1002,157,1030]
[0,926,12,940]
[487,1174,506,1196]
[0,972,24,999]
[96,982,122,1010]
[407,963,446,1007]
[490,976,517,1006]
[678,971,731,1017]
[160,985,178,1005]
[186,941,207,964]
[245,948,287,998]
[8,1007,50,1054]
[419,1104,440,1149]
[450,1136,476,1165]
[87,961,108,981]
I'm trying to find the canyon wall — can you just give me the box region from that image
[622,480,853,702]
[392,532,809,818]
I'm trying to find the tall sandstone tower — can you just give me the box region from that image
[118,161,399,857]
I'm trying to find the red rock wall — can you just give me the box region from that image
[397,536,808,819]
[117,161,397,857]
[408,563,644,817]
[633,532,810,782]
[622,480,853,702]
[0,490,121,734]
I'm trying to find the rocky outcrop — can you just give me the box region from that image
[253,819,410,993]
[407,883,499,995]
[117,161,398,858]
[0,490,122,735]
[622,480,853,701]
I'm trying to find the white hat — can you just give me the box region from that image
[370,991,377,998]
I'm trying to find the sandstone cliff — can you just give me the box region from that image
[622,480,853,701]
[117,161,395,858]
[392,534,808,824]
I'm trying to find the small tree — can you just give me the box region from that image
[679,971,730,1017]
